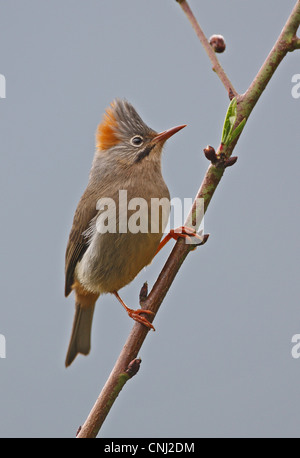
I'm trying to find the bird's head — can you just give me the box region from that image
[96,99,186,164]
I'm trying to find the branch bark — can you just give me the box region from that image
[77,1,300,438]
[176,0,237,97]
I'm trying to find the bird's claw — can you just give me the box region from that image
[127,308,155,331]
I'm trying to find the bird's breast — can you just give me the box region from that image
[75,172,170,294]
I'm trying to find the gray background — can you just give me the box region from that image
[0,0,300,438]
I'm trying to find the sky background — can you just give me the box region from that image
[1,0,300,438]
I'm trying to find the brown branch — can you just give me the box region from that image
[237,0,300,122]
[77,233,209,438]
[76,1,300,438]
[176,0,237,97]
[76,358,141,438]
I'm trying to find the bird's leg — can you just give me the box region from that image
[113,291,155,331]
[155,226,204,255]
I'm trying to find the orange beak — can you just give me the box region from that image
[151,124,186,145]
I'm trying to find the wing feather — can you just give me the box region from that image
[65,186,99,296]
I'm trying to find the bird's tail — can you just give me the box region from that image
[65,301,96,367]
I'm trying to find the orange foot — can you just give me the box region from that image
[155,226,204,255]
[113,291,155,331]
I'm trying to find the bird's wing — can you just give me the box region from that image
[65,186,99,297]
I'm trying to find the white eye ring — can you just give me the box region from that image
[130,135,144,147]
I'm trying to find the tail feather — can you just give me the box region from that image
[65,302,95,367]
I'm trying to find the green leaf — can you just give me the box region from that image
[229,117,246,144]
[221,97,246,147]
[221,98,237,145]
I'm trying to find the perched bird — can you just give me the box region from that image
[64,99,187,367]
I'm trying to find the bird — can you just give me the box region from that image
[64,98,190,367]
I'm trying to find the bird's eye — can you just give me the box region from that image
[130,136,143,147]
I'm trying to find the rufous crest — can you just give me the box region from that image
[96,102,120,151]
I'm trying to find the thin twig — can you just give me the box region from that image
[77,1,300,438]
[176,0,237,97]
